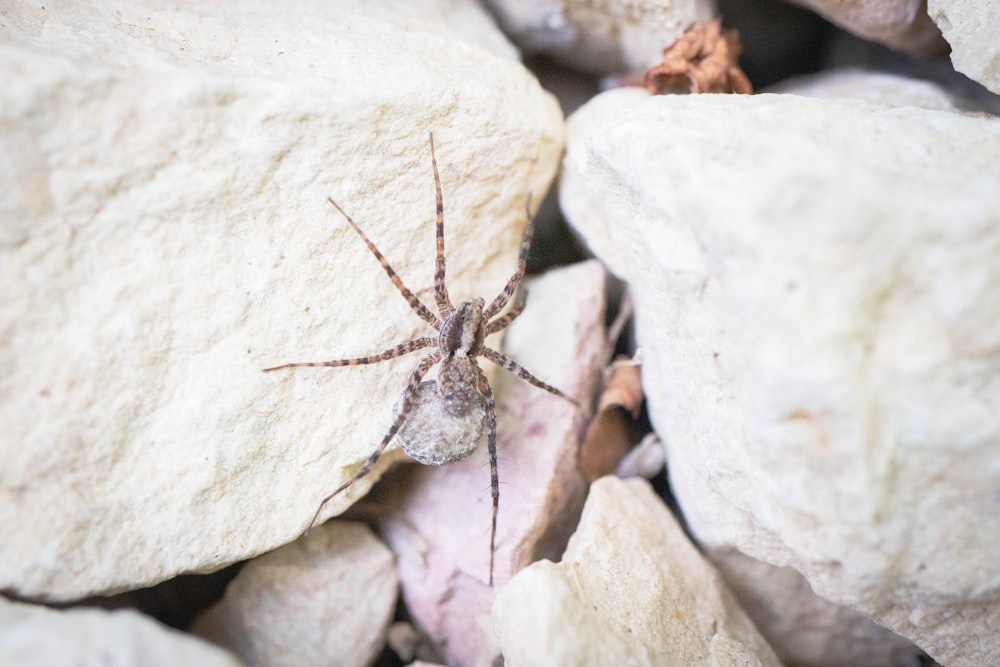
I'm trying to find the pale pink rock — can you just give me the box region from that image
[789,0,945,53]
[373,261,607,667]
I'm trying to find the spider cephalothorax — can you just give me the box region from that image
[265,133,576,585]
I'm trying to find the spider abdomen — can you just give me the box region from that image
[395,359,486,466]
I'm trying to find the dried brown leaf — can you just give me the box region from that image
[580,358,645,482]
[644,18,753,95]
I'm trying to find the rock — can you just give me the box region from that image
[485,0,715,74]
[710,548,923,667]
[0,596,242,667]
[767,68,963,111]
[787,0,945,54]
[387,621,442,664]
[190,521,396,667]
[0,0,564,601]
[494,476,782,666]
[373,260,607,667]
[561,88,1000,666]
[929,0,1000,94]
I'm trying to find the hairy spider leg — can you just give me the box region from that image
[485,288,527,335]
[481,347,579,409]
[484,195,534,320]
[327,197,442,330]
[262,336,435,372]
[305,352,442,530]
[428,132,453,315]
[473,363,500,586]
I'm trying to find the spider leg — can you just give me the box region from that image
[428,132,453,314]
[484,287,527,335]
[306,351,442,530]
[263,336,435,372]
[482,347,579,409]
[484,194,534,319]
[472,363,499,587]
[328,197,441,330]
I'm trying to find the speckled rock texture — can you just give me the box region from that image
[0,0,563,600]
[494,477,782,667]
[929,0,1000,93]
[192,522,396,667]
[561,82,1000,666]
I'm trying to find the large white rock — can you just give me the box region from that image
[0,0,563,600]
[561,87,1000,666]
[494,476,782,667]
[929,0,1000,94]
[0,597,242,667]
[191,521,397,667]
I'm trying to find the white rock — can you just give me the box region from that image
[788,0,944,53]
[929,0,1000,94]
[0,0,564,600]
[767,68,962,111]
[494,476,782,667]
[373,260,606,667]
[561,89,1000,666]
[191,521,396,667]
[0,597,242,667]
[486,0,716,74]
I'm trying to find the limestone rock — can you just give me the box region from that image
[0,0,564,600]
[486,0,716,74]
[767,68,963,111]
[788,0,945,54]
[0,597,242,667]
[191,521,396,667]
[561,88,1000,666]
[373,260,607,667]
[929,0,1000,94]
[494,476,781,667]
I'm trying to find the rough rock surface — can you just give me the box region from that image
[191,521,396,667]
[561,86,1000,666]
[0,0,564,600]
[494,476,782,667]
[373,260,607,667]
[788,0,945,54]
[0,596,242,667]
[929,0,1000,94]
[486,0,716,74]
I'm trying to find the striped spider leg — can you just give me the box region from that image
[265,133,577,585]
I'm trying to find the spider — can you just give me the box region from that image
[265,133,577,585]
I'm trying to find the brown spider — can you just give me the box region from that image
[265,133,577,585]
